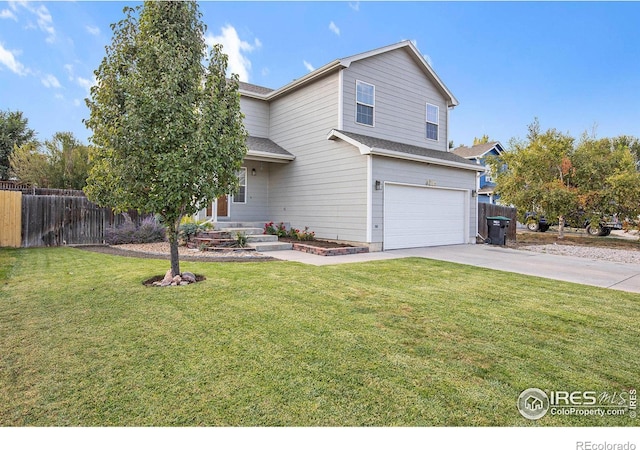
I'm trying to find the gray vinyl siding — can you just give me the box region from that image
[267,72,368,242]
[371,156,477,245]
[240,97,270,138]
[342,48,449,152]
[227,162,270,222]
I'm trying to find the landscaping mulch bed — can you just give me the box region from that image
[76,245,275,262]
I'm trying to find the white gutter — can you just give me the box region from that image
[245,150,295,162]
[327,129,483,172]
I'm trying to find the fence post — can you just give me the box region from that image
[0,190,22,247]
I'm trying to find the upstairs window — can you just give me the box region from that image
[356,80,375,126]
[426,103,439,141]
[232,168,247,203]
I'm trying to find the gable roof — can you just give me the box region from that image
[452,141,504,159]
[328,130,483,172]
[238,41,458,106]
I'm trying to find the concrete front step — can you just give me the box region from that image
[246,241,293,252]
[246,234,279,243]
[220,227,264,236]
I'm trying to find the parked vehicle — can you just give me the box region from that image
[524,212,622,236]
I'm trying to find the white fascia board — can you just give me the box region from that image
[245,150,295,163]
[326,129,371,154]
[369,147,485,172]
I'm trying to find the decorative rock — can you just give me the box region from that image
[182,272,196,283]
[160,268,174,287]
[179,281,189,286]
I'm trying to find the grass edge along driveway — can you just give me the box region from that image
[0,247,638,426]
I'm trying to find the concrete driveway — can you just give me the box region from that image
[272,244,640,294]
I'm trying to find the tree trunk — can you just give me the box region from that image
[168,225,180,276]
[558,215,565,240]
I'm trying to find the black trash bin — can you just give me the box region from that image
[486,216,511,245]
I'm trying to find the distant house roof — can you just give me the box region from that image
[238,81,274,96]
[328,130,483,172]
[452,141,504,159]
[246,136,295,162]
[237,40,458,107]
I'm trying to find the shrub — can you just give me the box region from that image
[105,214,166,245]
[276,222,288,238]
[179,217,212,243]
[264,221,277,235]
[298,226,315,241]
[235,231,248,248]
[135,216,166,243]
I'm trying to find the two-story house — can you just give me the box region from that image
[452,141,505,205]
[197,41,483,250]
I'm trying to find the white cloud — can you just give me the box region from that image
[10,1,56,43]
[73,99,81,107]
[329,21,340,36]
[76,76,96,92]
[0,9,17,20]
[85,25,100,36]
[410,39,433,67]
[41,73,61,88]
[349,2,360,11]
[205,24,259,82]
[261,67,270,77]
[0,42,28,75]
[64,63,74,80]
[303,60,315,72]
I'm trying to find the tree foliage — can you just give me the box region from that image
[473,134,490,145]
[0,110,36,180]
[490,119,640,238]
[84,1,247,276]
[10,132,90,189]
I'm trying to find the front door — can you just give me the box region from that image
[217,195,229,217]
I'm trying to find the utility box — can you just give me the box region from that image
[486,216,511,245]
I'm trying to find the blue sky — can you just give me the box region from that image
[1,1,639,148]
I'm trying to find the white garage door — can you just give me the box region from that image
[384,184,467,250]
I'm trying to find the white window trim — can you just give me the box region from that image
[426,103,439,141]
[232,167,247,204]
[355,80,375,127]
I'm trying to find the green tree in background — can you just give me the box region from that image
[10,132,91,190]
[84,1,247,277]
[490,119,640,238]
[473,134,491,145]
[0,110,36,180]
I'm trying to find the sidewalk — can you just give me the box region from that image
[271,244,640,294]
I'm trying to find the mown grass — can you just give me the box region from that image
[0,247,638,426]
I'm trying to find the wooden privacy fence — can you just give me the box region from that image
[478,203,517,242]
[0,190,22,247]
[0,189,147,248]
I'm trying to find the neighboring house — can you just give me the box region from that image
[452,141,504,205]
[197,41,484,251]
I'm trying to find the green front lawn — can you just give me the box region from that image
[0,247,638,426]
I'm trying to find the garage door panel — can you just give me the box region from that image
[384,184,466,250]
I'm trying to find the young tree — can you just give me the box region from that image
[490,119,576,238]
[0,110,36,180]
[84,1,247,277]
[491,119,640,238]
[11,132,91,189]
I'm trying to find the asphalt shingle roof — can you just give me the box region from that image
[238,81,274,95]
[336,130,478,166]
[452,142,501,158]
[246,136,293,158]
